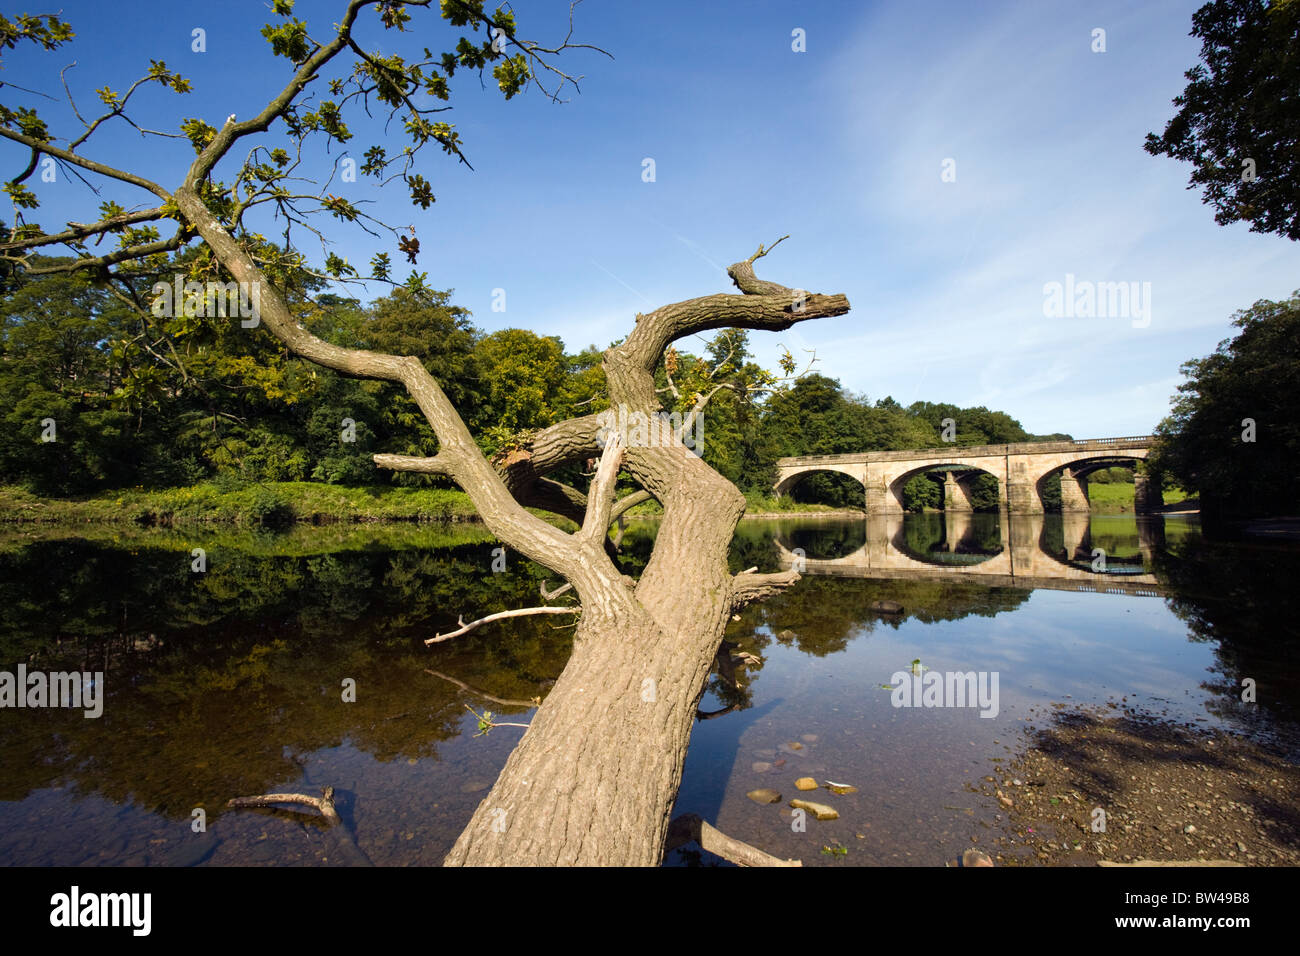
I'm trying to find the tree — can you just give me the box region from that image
[1149,290,1300,524]
[1144,0,1300,240]
[0,3,849,864]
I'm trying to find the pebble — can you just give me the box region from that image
[747,789,782,805]
[795,777,818,791]
[751,761,772,774]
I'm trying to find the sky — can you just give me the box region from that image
[4,0,1298,438]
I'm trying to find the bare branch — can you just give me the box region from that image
[680,382,736,439]
[0,207,165,254]
[614,243,850,373]
[540,581,573,601]
[728,235,793,295]
[372,453,454,475]
[609,489,654,524]
[0,126,171,200]
[426,606,580,645]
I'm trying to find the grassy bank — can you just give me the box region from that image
[0,482,485,527]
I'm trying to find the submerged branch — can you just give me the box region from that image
[665,813,801,867]
[424,668,540,708]
[226,786,341,826]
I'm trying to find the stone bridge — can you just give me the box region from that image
[774,436,1159,515]
[772,513,1165,596]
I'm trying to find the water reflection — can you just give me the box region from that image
[770,513,1168,594]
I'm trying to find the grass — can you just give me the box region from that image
[0,482,486,527]
[1086,481,1190,513]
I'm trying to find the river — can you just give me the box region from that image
[0,513,1295,866]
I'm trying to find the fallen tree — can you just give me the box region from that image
[0,1,850,865]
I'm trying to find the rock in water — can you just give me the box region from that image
[747,789,783,805]
[751,761,772,774]
[795,777,819,791]
[789,799,839,820]
[960,848,994,867]
[871,600,904,614]
[825,780,858,794]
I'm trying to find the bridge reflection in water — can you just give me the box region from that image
[772,512,1166,597]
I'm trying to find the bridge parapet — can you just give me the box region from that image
[776,436,1155,468]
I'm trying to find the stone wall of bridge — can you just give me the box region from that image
[773,437,1160,516]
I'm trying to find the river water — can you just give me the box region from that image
[0,513,1295,866]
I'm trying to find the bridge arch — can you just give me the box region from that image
[1033,451,1157,514]
[886,463,1001,514]
[772,462,868,500]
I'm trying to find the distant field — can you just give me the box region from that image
[1086,481,1189,512]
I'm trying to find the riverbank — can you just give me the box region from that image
[0,484,860,527]
[0,483,1198,527]
[0,483,485,527]
[976,703,1299,866]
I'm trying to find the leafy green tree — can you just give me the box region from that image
[0,261,166,492]
[473,328,567,449]
[1145,0,1300,240]
[1150,290,1300,523]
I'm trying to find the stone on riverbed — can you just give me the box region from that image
[747,789,783,804]
[790,799,839,820]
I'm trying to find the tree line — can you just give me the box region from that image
[0,257,1065,508]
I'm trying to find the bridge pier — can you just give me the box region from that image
[1060,468,1091,513]
[866,468,904,517]
[1005,455,1044,514]
[1005,480,1044,514]
[1133,472,1162,515]
[943,471,974,513]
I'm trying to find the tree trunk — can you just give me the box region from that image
[446,475,745,866]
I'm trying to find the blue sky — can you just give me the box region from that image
[5,0,1299,438]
